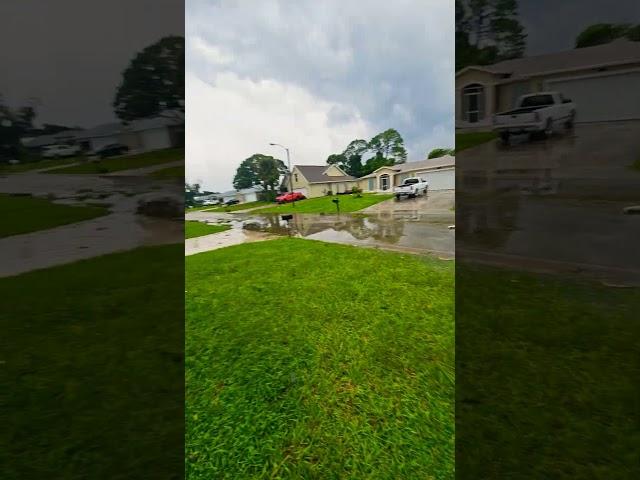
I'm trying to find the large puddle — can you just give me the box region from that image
[0,173,182,277]
[187,210,455,258]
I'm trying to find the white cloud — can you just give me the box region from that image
[186,72,372,191]
[186,0,454,191]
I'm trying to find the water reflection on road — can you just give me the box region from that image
[187,209,455,258]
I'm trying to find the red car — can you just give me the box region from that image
[276,192,306,204]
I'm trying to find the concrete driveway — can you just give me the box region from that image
[457,121,640,285]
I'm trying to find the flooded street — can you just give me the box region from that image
[0,173,182,277]
[186,192,455,258]
[457,122,640,285]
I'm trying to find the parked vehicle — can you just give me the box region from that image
[493,92,576,144]
[42,144,81,158]
[224,199,240,206]
[394,178,428,200]
[94,143,129,159]
[276,192,306,204]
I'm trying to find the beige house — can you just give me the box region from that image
[288,156,455,198]
[288,164,359,198]
[456,40,640,130]
[357,156,455,193]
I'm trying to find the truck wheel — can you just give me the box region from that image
[395,194,401,201]
[500,132,510,145]
[565,111,575,129]
[542,118,553,138]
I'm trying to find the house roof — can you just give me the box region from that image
[237,185,264,194]
[76,115,184,140]
[456,40,640,80]
[21,129,84,147]
[360,155,455,178]
[76,122,122,139]
[295,165,356,183]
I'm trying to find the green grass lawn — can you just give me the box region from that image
[203,200,272,212]
[457,265,640,479]
[2,245,184,479]
[0,193,109,238]
[456,131,497,152]
[151,165,184,178]
[185,221,231,239]
[629,156,640,171]
[0,156,84,173]
[46,147,184,174]
[253,193,393,214]
[186,238,454,479]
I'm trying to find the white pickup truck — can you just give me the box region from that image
[394,177,428,200]
[42,144,82,158]
[493,92,576,144]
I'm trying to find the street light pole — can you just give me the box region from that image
[269,142,295,206]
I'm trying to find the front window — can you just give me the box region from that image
[368,178,374,191]
[520,94,554,108]
[462,83,485,123]
[380,174,390,191]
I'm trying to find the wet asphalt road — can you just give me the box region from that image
[186,191,455,258]
[457,121,640,284]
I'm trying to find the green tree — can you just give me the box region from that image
[368,128,407,164]
[113,36,184,121]
[456,0,526,70]
[428,148,455,159]
[575,23,637,48]
[233,154,287,200]
[232,158,257,189]
[362,153,395,176]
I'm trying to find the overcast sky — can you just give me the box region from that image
[519,0,640,55]
[0,0,183,128]
[186,0,455,192]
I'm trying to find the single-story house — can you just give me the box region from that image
[287,156,455,198]
[357,156,455,193]
[77,115,184,153]
[288,164,358,197]
[236,186,264,203]
[456,39,640,129]
[22,114,184,155]
[21,129,85,152]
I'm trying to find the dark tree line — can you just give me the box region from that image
[456,0,527,71]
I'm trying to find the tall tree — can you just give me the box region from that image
[428,148,456,159]
[113,36,184,121]
[575,23,638,48]
[456,0,526,70]
[232,158,257,189]
[233,154,287,198]
[368,129,407,164]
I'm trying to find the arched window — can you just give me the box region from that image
[462,83,485,123]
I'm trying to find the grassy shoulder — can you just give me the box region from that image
[46,148,184,174]
[185,221,231,239]
[253,193,393,214]
[0,156,83,173]
[186,238,454,479]
[457,264,640,479]
[456,131,497,152]
[203,200,272,212]
[2,245,184,479]
[150,165,184,178]
[0,193,109,238]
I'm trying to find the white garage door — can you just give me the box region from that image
[547,70,640,122]
[419,168,455,190]
[293,188,307,196]
[140,128,172,151]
